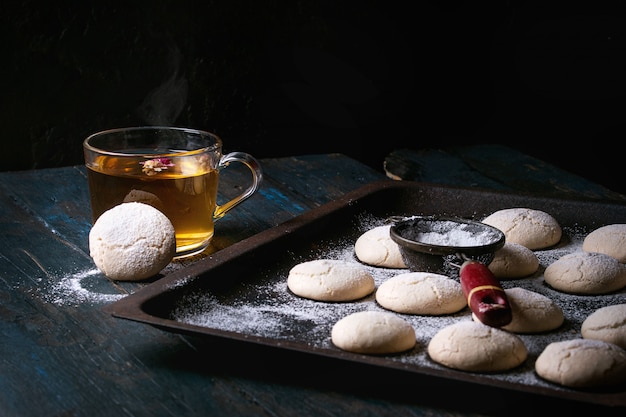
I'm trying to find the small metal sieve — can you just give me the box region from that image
[389,215,505,273]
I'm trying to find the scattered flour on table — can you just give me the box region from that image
[39,268,126,306]
[35,256,192,306]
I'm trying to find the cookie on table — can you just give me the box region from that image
[581,304,626,349]
[427,320,527,372]
[331,310,416,354]
[287,259,375,302]
[89,202,176,281]
[582,223,626,263]
[122,189,165,212]
[354,225,407,269]
[376,272,466,315]
[535,338,626,388]
[481,208,562,250]
[543,251,626,295]
[488,242,539,279]
[472,287,564,333]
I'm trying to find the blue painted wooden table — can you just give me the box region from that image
[1,148,624,417]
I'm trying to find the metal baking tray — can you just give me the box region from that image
[105,180,626,407]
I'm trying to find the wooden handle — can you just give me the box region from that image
[460,260,512,328]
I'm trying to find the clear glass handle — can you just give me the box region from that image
[213,152,263,220]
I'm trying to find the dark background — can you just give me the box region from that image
[2,1,625,194]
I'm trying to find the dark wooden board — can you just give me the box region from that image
[384,145,626,202]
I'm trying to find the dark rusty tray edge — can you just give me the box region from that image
[104,180,626,408]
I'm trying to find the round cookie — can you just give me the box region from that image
[472,287,564,333]
[354,225,407,268]
[331,310,416,354]
[89,202,176,281]
[581,304,626,349]
[481,208,562,250]
[376,272,466,315]
[287,259,375,302]
[535,338,626,388]
[122,189,165,212]
[488,242,539,279]
[427,320,527,372]
[583,223,626,263]
[543,251,626,295]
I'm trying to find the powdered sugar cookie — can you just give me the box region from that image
[581,304,626,349]
[376,272,466,315]
[331,310,416,354]
[89,202,176,281]
[481,208,562,250]
[543,251,626,295]
[487,242,539,279]
[583,223,626,263]
[472,287,564,333]
[354,225,407,268]
[535,338,626,388]
[427,320,527,372]
[287,259,375,301]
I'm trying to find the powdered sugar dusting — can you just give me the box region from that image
[39,268,126,306]
[37,258,195,306]
[415,220,499,246]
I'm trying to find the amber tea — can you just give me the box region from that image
[87,152,219,256]
[84,127,262,259]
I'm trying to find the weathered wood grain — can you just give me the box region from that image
[0,152,623,417]
[384,145,626,202]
